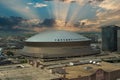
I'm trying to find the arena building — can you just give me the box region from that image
[22,30,100,61]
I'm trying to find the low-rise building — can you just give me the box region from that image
[53,62,120,80]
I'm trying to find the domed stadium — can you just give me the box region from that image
[22,30,99,60]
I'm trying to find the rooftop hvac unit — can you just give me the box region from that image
[84,66,93,70]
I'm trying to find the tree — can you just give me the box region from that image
[6,51,14,56]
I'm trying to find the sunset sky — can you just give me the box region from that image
[0,0,120,31]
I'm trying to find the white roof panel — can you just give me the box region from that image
[26,30,90,42]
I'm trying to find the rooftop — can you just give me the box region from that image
[26,30,90,42]
[65,62,120,79]
[0,64,59,80]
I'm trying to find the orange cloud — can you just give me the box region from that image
[99,0,120,10]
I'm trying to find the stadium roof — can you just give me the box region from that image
[26,30,90,42]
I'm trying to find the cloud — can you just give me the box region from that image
[77,0,87,6]
[27,2,33,5]
[21,19,43,25]
[60,0,76,3]
[33,27,49,32]
[96,0,120,26]
[0,0,119,32]
[75,0,120,31]
[44,0,76,3]
[34,3,48,8]
[96,10,120,26]
[99,0,120,10]
[79,9,120,31]
[25,6,30,10]
[0,0,39,18]
[77,0,104,6]
[80,19,99,26]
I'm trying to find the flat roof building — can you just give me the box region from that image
[53,62,120,80]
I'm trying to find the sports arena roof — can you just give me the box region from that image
[26,30,90,42]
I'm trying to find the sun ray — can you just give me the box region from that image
[0,0,40,19]
[52,0,59,20]
[44,1,53,19]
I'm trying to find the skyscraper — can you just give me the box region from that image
[102,25,120,52]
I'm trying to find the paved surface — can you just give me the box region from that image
[42,53,120,66]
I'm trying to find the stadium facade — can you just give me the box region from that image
[23,30,100,60]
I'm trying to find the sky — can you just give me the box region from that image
[0,0,120,31]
